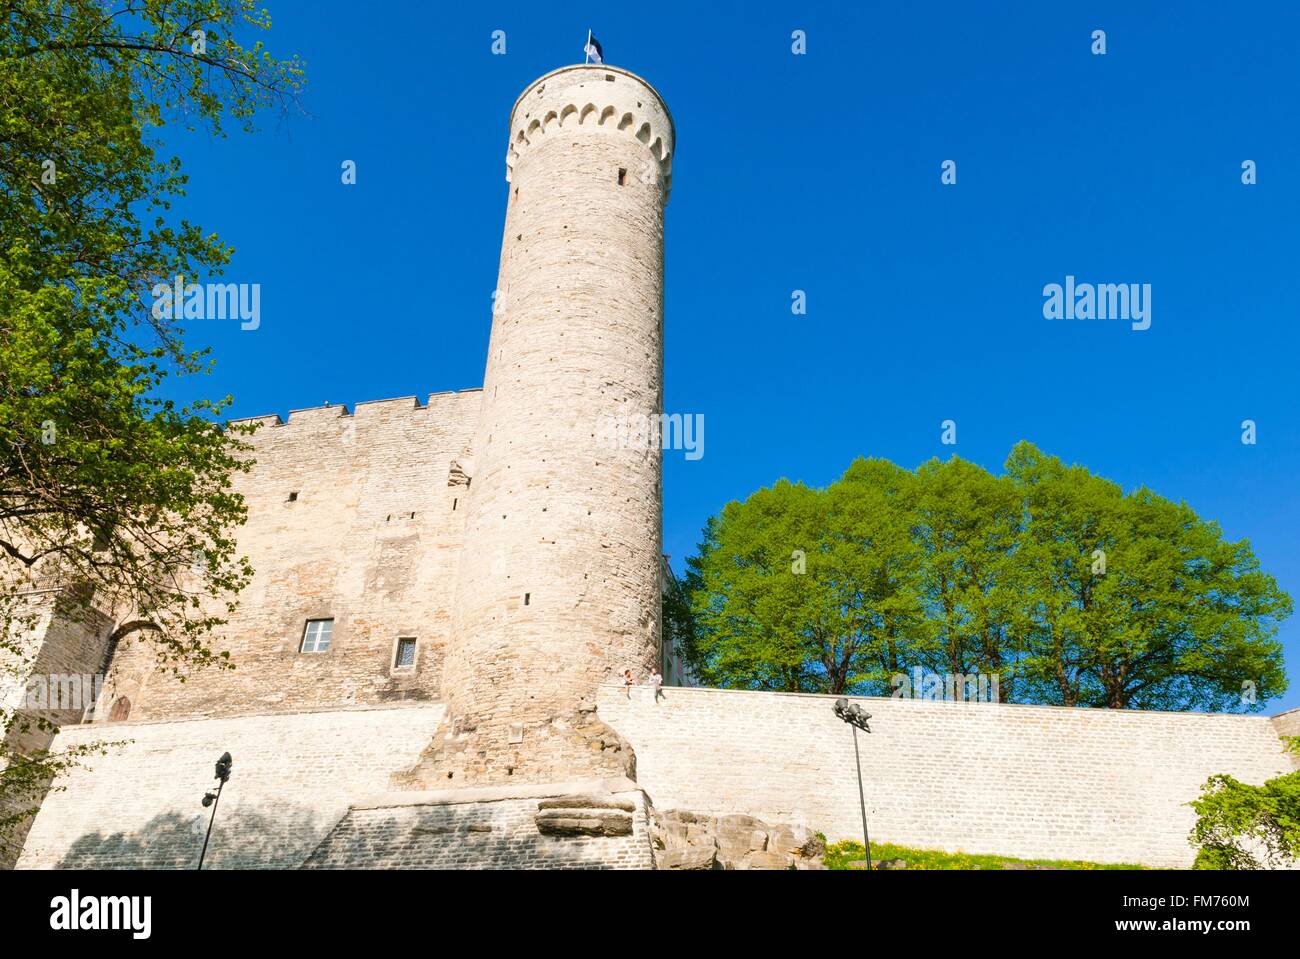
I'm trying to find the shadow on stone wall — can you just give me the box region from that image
[55,805,324,870]
[1,719,60,869]
[304,800,652,869]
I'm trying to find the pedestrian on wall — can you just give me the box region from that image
[649,666,664,703]
[623,668,635,699]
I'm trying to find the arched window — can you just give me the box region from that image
[109,697,131,722]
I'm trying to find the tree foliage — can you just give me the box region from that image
[1190,737,1300,869]
[1,0,303,847]
[683,442,1291,710]
[2,0,304,652]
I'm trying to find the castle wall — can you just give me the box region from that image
[303,781,655,869]
[1,591,113,867]
[598,684,1298,867]
[1274,708,1300,769]
[15,703,445,868]
[1272,706,1300,739]
[94,391,480,724]
[17,58,1296,874]
[1,591,112,726]
[17,686,1297,869]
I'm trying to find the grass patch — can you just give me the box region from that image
[824,840,1145,871]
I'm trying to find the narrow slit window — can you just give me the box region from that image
[394,637,417,668]
[300,618,333,653]
[617,168,626,186]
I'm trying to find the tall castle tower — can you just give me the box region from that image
[410,65,674,786]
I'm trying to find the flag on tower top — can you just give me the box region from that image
[584,31,604,64]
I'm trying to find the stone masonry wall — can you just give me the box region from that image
[304,782,655,869]
[95,391,480,725]
[1274,708,1300,769]
[16,689,1298,869]
[421,67,673,787]
[2,591,113,728]
[1,591,113,867]
[16,703,445,869]
[599,684,1298,867]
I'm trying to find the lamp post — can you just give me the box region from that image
[833,698,873,871]
[197,751,232,870]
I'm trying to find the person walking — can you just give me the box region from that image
[649,666,664,703]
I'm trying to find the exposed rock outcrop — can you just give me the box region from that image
[650,809,826,870]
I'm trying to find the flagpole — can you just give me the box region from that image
[585,29,591,64]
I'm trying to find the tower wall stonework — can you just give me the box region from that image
[409,67,675,786]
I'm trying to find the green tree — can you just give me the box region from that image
[1007,442,1291,709]
[911,456,1025,700]
[1006,441,1131,707]
[683,443,1291,710]
[1190,738,1300,869]
[685,461,929,696]
[686,482,832,691]
[1,0,304,852]
[824,457,929,694]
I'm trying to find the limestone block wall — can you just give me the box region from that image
[1,591,113,867]
[599,685,1298,867]
[1274,708,1300,769]
[1,590,112,725]
[1272,707,1300,739]
[304,782,655,869]
[96,391,480,724]
[16,703,445,869]
[430,67,673,785]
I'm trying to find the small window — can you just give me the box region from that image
[617,168,626,185]
[394,638,417,668]
[109,696,131,722]
[301,618,333,653]
[287,491,298,502]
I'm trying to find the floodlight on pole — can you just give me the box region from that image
[833,698,873,871]
[197,751,232,870]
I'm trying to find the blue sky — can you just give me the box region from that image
[161,1,1300,711]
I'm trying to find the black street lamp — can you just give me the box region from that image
[833,698,873,871]
[197,751,232,871]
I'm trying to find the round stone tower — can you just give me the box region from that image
[419,65,674,786]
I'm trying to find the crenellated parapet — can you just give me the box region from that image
[226,390,483,447]
[506,65,675,198]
